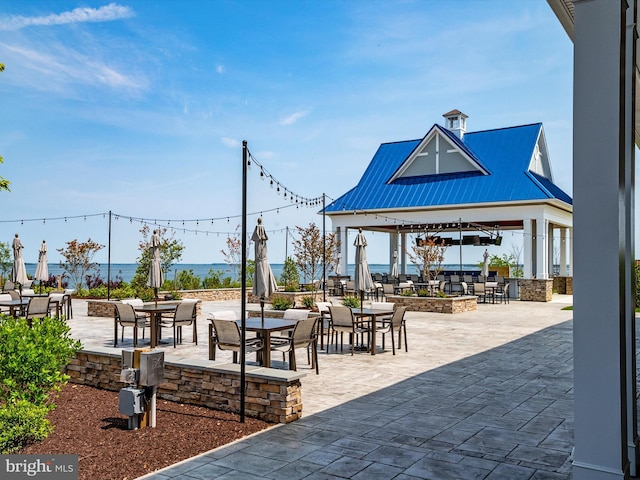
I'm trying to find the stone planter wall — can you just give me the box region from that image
[553,276,573,295]
[247,309,321,319]
[67,348,304,423]
[87,290,250,317]
[519,279,553,302]
[248,291,322,306]
[388,295,477,313]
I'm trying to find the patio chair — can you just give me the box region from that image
[327,305,370,355]
[382,283,395,298]
[210,318,262,363]
[2,280,15,292]
[24,296,53,327]
[375,306,408,354]
[473,282,487,303]
[315,302,332,349]
[370,301,394,323]
[162,300,198,348]
[208,310,238,360]
[6,289,25,316]
[494,282,510,304]
[270,317,319,374]
[113,302,148,347]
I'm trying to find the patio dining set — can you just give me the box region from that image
[0,281,74,325]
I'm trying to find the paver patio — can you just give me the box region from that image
[67,295,575,479]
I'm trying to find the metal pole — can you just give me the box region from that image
[322,193,326,302]
[285,226,288,262]
[240,140,248,423]
[107,210,112,300]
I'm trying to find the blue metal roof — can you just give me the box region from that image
[325,122,572,213]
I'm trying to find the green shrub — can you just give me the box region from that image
[341,295,361,308]
[400,290,414,297]
[301,296,315,308]
[0,400,53,454]
[203,269,226,289]
[108,285,137,300]
[417,289,430,297]
[271,295,293,310]
[0,316,82,405]
[0,315,81,453]
[175,269,201,290]
[284,285,297,292]
[436,291,448,298]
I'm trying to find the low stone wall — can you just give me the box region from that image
[519,279,553,302]
[248,291,320,305]
[178,288,249,302]
[67,348,304,423]
[553,276,573,295]
[388,295,477,313]
[247,309,321,319]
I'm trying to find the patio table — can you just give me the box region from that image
[351,307,394,356]
[237,317,298,367]
[134,303,178,348]
[0,298,29,317]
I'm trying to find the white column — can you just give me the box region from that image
[547,221,554,278]
[559,228,567,276]
[535,218,548,279]
[523,220,534,278]
[338,227,348,277]
[573,1,634,478]
[389,232,399,276]
[568,227,573,277]
[400,233,407,275]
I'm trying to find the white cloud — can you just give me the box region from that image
[280,110,308,126]
[221,137,240,148]
[0,3,134,31]
[216,64,225,74]
[0,43,147,94]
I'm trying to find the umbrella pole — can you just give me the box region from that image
[260,296,265,328]
[154,287,158,306]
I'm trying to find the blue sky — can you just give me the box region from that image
[0,1,573,268]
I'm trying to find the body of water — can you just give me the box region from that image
[24,263,482,284]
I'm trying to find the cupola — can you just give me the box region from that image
[442,109,468,139]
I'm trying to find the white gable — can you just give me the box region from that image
[528,127,553,180]
[389,125,488,183]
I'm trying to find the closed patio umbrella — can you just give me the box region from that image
[147,230,164,301]
[482,248,490,277]
[335,252,342,276]
[11,233,28,288]
[354,228,374,306]
[391,250,399,278]
[252,218,277,302]
[34,240,48,292]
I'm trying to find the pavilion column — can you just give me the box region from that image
[572,0,636,478]
[559,228,567,276]
[547,222,554,277]
[568,227,573,277]
[400,233,407,275]
[389,232,399,276]
[337,227,348,276]
[523,219,534,278]
[535,217,548,279]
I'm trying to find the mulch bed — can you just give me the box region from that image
[19,383,272,480]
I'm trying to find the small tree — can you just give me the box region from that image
[408,235,447,285]
[57,238,104,291]
[0,241,11,286]
[221,225,242,281]
[280,257,300,292]
[292,222,339,286]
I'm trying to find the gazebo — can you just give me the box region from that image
[325,110,573,288]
